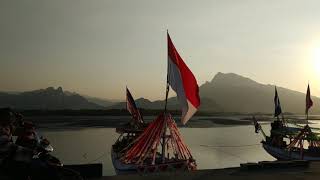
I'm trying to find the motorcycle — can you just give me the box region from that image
[33,135,84,180]
[14,113,84,180]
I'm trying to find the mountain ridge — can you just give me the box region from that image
[1,72,318,114]
[0,87,104,110]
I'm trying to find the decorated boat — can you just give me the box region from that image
[111,31,200,174]
[254,85,320,161]
[111,87,147,174]
[112,113,197,174]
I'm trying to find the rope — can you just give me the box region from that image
[200,143,261,148]
[200,143,261,162]
[85,151,108,164]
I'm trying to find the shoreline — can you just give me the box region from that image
[24,115,263,131]
[21,114,318,131]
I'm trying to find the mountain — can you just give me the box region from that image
[200,72,320,113]
[81,95,118,107]
[109,94,223,112]
[1,73,317,113]
[108,97,165,109]
[0,87,104,110]
[109,72,319,114]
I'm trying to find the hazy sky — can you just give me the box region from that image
[1,0,320,100]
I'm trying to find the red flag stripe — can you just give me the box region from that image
[167,33,200,109]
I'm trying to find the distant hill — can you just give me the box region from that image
[63,91,118,107]
[108,97,165,109]
[82,95,118,107]
[108,92,228,112]
[200,72,320,114]
[0,87,104,110]
[109,72,320,114]
[1,73,318,114]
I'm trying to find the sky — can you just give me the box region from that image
[1,0,320,100]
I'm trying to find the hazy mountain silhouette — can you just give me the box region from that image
[108,97,165,109]
[0,87,104,109]
[109,92,224,112]
[109,72,319,114]
[63,91,118,107]
[1,73,318,113]
[200,72,320,113]
[81,95,118,107]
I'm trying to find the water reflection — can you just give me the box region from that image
[40,125,274,176]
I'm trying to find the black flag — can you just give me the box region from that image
[306,84,313,115]
[253,116,261,133]
[274,87,282,117]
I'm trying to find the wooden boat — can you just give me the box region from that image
[111,87,151,174]
[255,85,320,161]
[262,141,320,161]
[111,32,199,174]
[112,149,194,174]
[111,113,196,175]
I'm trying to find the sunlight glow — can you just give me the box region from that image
[313,47,320,76]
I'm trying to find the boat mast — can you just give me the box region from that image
[307,83,308,124]
[162,30,170,163]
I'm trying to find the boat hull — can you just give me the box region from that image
[111,149,138,175]
[111,148,195,175]
[262,142,320,161]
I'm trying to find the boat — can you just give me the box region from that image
[111,87,147,174]
[255,85,320,161]
[111,32,200,174]
[112,113,197,174]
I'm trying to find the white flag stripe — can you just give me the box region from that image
[168,56,188,109]
[169,55,198,124]
[181,100,198,125]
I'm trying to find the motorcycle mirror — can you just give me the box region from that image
[44,144,54,152]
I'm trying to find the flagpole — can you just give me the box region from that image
[162,30,170,163]
[307,82,308,125]
[164,30,170,112]
[306,83,310,126]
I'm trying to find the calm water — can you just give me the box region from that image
[39,124,276,176]
[36,117,320,176]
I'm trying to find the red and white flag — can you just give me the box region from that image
[167,33,200,124]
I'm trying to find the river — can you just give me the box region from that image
[39,124,275,176]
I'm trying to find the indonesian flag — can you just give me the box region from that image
[305,84,313,114]
[167,33,200,124]
[126,87,143,123]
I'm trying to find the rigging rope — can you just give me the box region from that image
[200,143,261,148]
[84,150,108,164]
[200,143,261,162]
